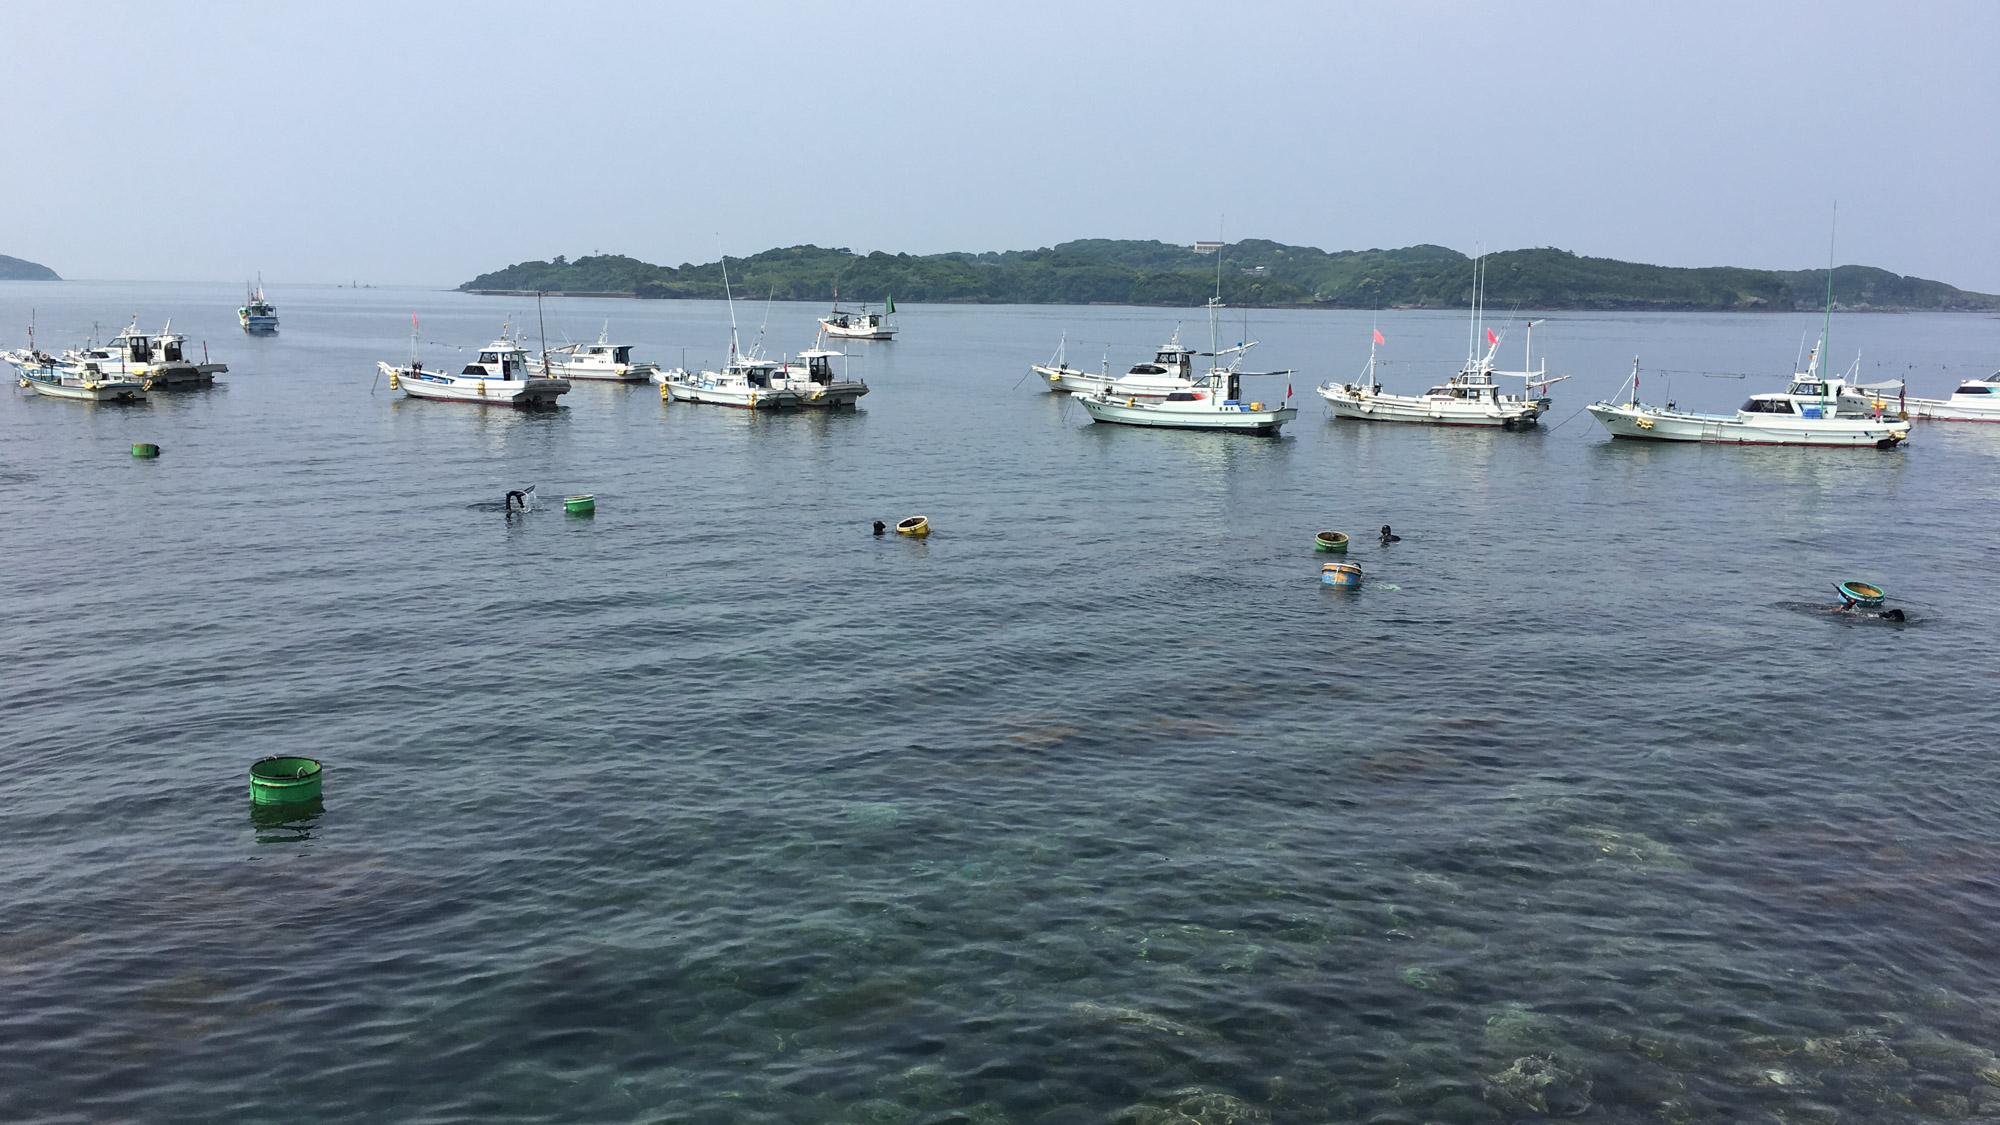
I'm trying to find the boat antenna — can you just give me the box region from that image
[1209,214,1225,381]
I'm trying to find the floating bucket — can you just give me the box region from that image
[1320,562,1364,589]
[1836,580,1884,607]
[131,443,160,458]
[896,515,930,537]
[249,756,322,805]
[564,494,595,516]
[1314,530,1349,553]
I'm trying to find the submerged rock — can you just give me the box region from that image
[1483,1054,1592,1117]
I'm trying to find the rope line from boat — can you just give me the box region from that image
[1541,403,1593,435]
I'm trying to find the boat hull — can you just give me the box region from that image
[546,362,657,382]
[240,316,279,334]
[1319,385,1543,427]
[1587,403,1909,447]
[790,381,869,408]
[1079,395,1297,433]
[820,322,894,340]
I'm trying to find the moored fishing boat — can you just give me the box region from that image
[1035,329,1201,399]
[657,353,801,409]
[776,348,868,408]
[542,323,657,381]
[62,318,226,387]
[377,329,569,407]
[10,353,147,401]
[1904,371,2000,422]
[1318,264,1567,427]
[239,277,278,333]
[1078,296,1297,435]
[1586,359,1909,447]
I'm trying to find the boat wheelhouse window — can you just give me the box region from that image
[612,346,630,363]
[1957,384,1995,395]
[1789,382,1827,396]
[1129,364,1166,375]
[162,339,183,361]
[1742,397,1794,413]
[478,351,501,363]
[126,337,152,362]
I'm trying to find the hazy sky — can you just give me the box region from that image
[7,1,1997,290]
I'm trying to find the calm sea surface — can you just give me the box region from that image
[3,281,1999,1125]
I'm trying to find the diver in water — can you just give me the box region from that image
[1379,525,1401,544]
[506,489,529,511]
[872,520,886,536]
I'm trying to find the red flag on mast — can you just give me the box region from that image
[1486,328,1498,346]
[1372,329,1386,345]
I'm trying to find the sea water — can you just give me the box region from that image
[2,281,1998,1123]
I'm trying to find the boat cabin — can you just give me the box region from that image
[797,350,846,385]
[1952,379,1999,397]
[1129,344,1195,378]
[726,358,782,388]
[1426,380,1500,402]
[465,342,532,379]
[1742,391,1838,418]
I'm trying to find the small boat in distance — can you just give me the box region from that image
[820,293,896,340]
[239,276,278,333]
[780,348,868,408]
[542,323,657,382]
[378,324,569,407]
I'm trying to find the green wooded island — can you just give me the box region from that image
[0,254,60,281]
[461,239,1999,313]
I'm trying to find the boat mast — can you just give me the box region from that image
[537,291,551,376]
[1821,202,1837,386]
[721,253,740,358]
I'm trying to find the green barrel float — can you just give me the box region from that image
[131,443,160,458]
[1314,530,1349,553]
[249,756,322,805]
[565,494,595,516]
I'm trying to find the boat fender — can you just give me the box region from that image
[143,379,155,390]
[1126,397,1135,407]
[1251,402,1263,411]
[15,378,24,388]
[389,368,400,390]
[1635,417,1654,430]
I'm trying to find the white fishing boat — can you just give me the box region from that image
[657,353,801,409]
[1904,372,2000,422]
[1586,359,1909,447]
[819,295,896,340]
[1318,263,1567,428]
[239,277,278,333]
[377,329,569,407]
[7,349,146,401]
[61,318,226,387]
[1078,299,1297,435]
[1588,237,1910,449]
[777,348,868,408]
[542,323,657,382]
[1034,330,1200,398]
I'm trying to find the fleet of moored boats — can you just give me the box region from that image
[7,261,1999,440]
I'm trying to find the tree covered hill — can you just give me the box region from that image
[461,240,1999,313]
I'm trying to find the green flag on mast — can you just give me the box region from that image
[885,295,895,315]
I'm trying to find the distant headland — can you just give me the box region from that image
[0,254,60,281]
[461,239,1999,313]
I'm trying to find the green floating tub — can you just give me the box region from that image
[132,443,160,458]
[249,756,322,805]
[565,494,595,515]
[1314,530,1349,553]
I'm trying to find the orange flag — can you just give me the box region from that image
[1372,329,1386,345]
